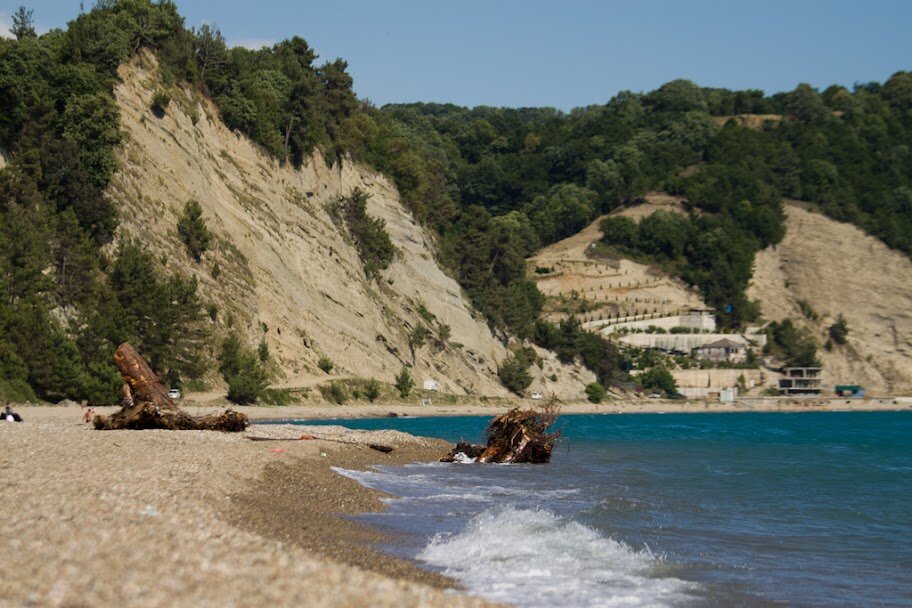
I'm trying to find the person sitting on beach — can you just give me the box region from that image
[83,407,96,424]
[4,404,22,423]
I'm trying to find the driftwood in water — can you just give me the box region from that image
[441,399,561,464]
[93,342,248,432]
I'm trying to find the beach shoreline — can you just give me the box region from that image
[3,405,910,606]
[9,395,911,427]
[0,418,491,608]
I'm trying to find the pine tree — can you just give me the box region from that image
[10,5,37,40]
[177,199,211,262]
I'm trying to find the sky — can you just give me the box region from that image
[2,0,910,110]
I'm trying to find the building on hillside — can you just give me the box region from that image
[682,309,717,332]
[614,332,765,354]
[720,387,738,403]
[587,309,718,335]
[778,367,822,396]
[694,338,748,363]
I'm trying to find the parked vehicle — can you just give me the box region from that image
[167,388,182,400]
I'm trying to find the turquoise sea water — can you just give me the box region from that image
[266,412,912,607]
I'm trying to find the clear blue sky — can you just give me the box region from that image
[3,0,910,110]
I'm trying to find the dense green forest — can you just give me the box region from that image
[0,0,909,403]
[362,78,912,332]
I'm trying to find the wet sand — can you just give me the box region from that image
[228,436,458,589]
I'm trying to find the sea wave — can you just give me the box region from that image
[417,506,696,607]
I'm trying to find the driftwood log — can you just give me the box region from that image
[441,400,561,464]
[93,343,248,432]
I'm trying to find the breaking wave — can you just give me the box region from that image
[417,506,695,607]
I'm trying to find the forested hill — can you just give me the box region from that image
[369,80,912,334]
[0,0,910,405]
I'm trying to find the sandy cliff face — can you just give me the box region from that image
[748,203,912,394]
[108,53,590,397]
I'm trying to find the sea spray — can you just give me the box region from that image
[417,506,694,607]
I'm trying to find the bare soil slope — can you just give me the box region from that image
[109,53,589,398]
[748,202,912,393]
[529,193,705,323]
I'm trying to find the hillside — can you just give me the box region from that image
[529,193,706,325]
[108,52,590,398]
[0,1,908,405]
[748,203,912,393]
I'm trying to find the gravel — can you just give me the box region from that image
[0,420,493,607]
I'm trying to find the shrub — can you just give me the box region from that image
[317,356,334,373]
[417,303,435,324]
[600,216,639,249]
[764,319,819,367]
[183,379,209,392]
[78,363,123,406]
[395,367,414,398]
[797,299,818,321]
[585,382,607,403]
[0,378,37,404]
[151,90,171,116]
[219,332,269,404]
[227,365,269,404]
[257,339,269,363]
[260,388,298,406]
[498,352,532,395]
[638,367,677,395]
[828,314,849,345]
[409,325,429,348]
[329,188,394,279]
[364,378,381,402]
[320,381,347,404]
[177,199,211,262]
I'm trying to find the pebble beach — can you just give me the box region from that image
[0,410,493,607]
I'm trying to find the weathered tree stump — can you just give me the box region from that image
[93,342,248,432]
[441,399,560,464]
[114,342,177,410]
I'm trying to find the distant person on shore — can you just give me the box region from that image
[4,404,22,422]
[83,407,96,424]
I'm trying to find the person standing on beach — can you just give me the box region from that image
[121,384,134,408]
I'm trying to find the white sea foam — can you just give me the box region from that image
[417,506,695,607]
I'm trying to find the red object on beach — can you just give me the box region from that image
[300,434,313,440]
[270,448,285,454]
